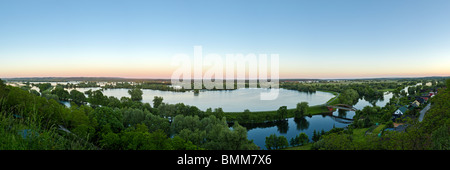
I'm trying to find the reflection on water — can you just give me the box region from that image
[246,92,394,150]
[246,115,349,150]
[60,87,395,150]
[64,88,335,112]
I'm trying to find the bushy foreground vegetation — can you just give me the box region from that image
[0,79,257,150]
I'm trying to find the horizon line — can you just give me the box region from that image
[2,75,450,81]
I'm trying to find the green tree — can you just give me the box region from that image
[277,106,288,121]
[294,102,308,118]
[312,130,320,142]
[213,107,225,119]
[241,109,251,122]
[432,124,449,150]
[88,90,107,107]
[90,107,124,133]
[171,136,199,150]
[265,134,288,150]
[277,135,289,149]
[446,79,450,89]
[128,88,143,101]
[153,96,163,108]
[51,86,70,101]
[70,89,87,104]
[339,89,360,105]
[298,132,309,145]
[265,134,278,150]
[36,83,52,93]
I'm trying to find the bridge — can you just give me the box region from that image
[327,104,359,111]
[329,115,354,124]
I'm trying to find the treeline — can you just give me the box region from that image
[0,79,257,150]
[281,81,394,104]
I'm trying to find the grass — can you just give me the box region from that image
[0,108,97,150]
[351,128,369,143]
[378,88,395,92]
[372,124,386,134]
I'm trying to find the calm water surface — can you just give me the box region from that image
[63,87,394,150]
[66,88,335,112]
[246,91,394,149]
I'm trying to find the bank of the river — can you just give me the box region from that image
[223,90,339,124]
[224,104,332,124]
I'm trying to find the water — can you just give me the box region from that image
[246,91,394,149]
[62,87,394,150]
[246,116,349,150]
[66,88,335,112]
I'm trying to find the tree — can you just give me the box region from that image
[51,86,70,101]
[128,88,143,101]
[432,124,449,150]
[213,108,225,119]
[277,106,288,121]
[70,89,86,104]
[446,79,450,89]
[265,134,278,150]
[88,90,107,107]
[90,107,124,133]
[298,132,309,146]
[312,130,320,142]
[36,83,52,93]
[294,102,308,118]
[153,96,163,108]
[265,134,288,150]
[340,89,360,105]
[240,109,251,122]
[277,135,289,149]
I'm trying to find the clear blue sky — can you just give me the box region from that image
[1,0,450,78]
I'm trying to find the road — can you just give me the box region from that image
[418,103,431,122]
[325,92,340,105]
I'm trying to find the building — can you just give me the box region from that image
[394,106,408,115]
[416,97,425,104]
[411,100,420,107]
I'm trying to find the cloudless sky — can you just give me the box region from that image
[1,0,450,79]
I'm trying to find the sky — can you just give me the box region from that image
[1,0,450,79]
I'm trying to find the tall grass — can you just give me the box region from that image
[0,104,97,150]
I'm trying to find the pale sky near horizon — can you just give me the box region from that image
[1,0,450,79]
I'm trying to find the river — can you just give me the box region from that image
[61,87,394,150]
[245,91,394,149]
[62,87,335,112]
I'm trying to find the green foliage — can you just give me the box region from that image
[294,102,308,118]
[446,79,450,89]
[51,85,70,101]
[36,83,52,93]
[313,133,353,150]
[431,124,449,150]
[70,89,87,104]
[265,134,289,150]
[290,132,309,147]
[88,90,108,107]
[339,89,360,105]
[277,106,288,121]
[172,115,258,150]
[90,107,124,133]
[153,96,163,108]
[128,88,143,101]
